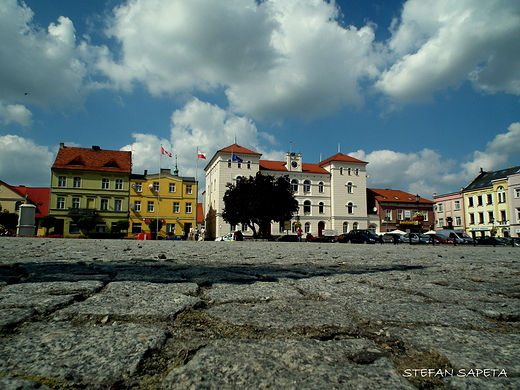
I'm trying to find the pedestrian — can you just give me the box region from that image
[199,227,206,241]
[297,227,303,242]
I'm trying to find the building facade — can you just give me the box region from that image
[367,188,434,233]
[432,190,465,231]
[129,169,197,238]
[462,166,519,238]
[204,144,370,239]
[508,171,520,238]
[49,144,132,237]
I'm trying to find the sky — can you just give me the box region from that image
[1,0,519,200]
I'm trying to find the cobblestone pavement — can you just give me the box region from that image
[0,237,519,389]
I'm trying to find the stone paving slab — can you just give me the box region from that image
[0,238,519,389]
[0,322,167,389]
[162,338,416,390]
[53,281,201,323]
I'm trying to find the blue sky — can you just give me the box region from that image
[1,0,519,199]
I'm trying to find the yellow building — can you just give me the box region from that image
[129,169,197,239]
[49,144,132,237]
[463,166,518,238]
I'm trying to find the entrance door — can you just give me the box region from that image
[184,223,191,240]
[318,221,325,237]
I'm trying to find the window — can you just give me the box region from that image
[304,222,311,233]
[347,202,354,214]
[500,210,507,221]
[439,218,444,227]
[478,212,484,224]
[438,203,443,213]
[134,201,141,212]
[455,216,462,226]
[515,189,520,198]
[73,177,81,188]
[69,223,80,234]
[291,179,298,193]
[339,167,344,175]
[131,223,142,234]
[153,182,159,192]
[72,198,80,209]
[343,222,349,233]
[353,222,358,230]
[102,178,109,189]
[385,210,392,220]
[247,161,251,169]
[115,179,123,190]
[319,202,324,214]
[397,210,403,220]
[497,187,506,203]
[303,180,311,193]
[279,222,285,233]
[477,195,483,206]
[468,197,474,207]
[100,199,108,211]
[487,194,493,205]
[347,182,353,194]
[241,223,248,232]
[173,202,180,213]
[303,200,311,215]
[347,168,351,176]
[186,185,193,195]
[114,199,122,211]
[454,200,461,210]
[237,161,241,169]
[95,223,106,233]
[227,159,231,168]
[169,183,176,193]
[147,201,154,213]
[166,224,175,233]
[488,211,494,223]
[469,213,475,224]
[318,182,324,193]
[186,203,192,213]
[355,168,359,176]
[57,197,65,209]
[58,176,66,187]
[135,183,142,192]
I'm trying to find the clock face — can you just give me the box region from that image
[291,161,298,168]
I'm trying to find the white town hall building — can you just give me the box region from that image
[204,144,378,240]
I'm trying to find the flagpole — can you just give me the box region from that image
[157,144,161,240]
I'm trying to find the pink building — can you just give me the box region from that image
[433,190,465,231]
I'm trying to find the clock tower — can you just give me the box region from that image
[286,152,302,172]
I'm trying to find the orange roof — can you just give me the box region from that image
[218,144,261,155]
[319,153,367,166]
[8,184,50,218]
[52,145,132,173]
[368,188,434,204]
[259,160,329,174]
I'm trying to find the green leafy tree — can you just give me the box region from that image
[113,219,130,233]
[77,216,96,236]
[41,216,58,235]
[222,172,298,238]
[147,219,163,236]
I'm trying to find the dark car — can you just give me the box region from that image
[475,236,506,246]
[306,234,336,243]
[337,229,380,244]
[433,234,454,244]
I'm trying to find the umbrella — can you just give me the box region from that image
[388,229,406,235]
[423,230,436,235]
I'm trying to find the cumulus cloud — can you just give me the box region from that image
[0,0,90,124]
[0,135,54,186]
[377,0,520,102]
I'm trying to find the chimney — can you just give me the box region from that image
[59,143,65,149]
[92,146,101,151]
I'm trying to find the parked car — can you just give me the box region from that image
[436,229,474,244]
[380,233,401,243]
[336,230,381,244]
[215,233,234,242]
[500,237,520,247]
[306,234,336,243]
[399,233,430,244]
[433,234,454,244]
[475,236,506,246]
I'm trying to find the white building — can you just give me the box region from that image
[508,171,520,238]
[203,143,370,239]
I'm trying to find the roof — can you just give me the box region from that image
[197,203,204,223]
[259,160,329,174]
[52,145,132,173]
[218,144,262,156]
[368,188,434,204]
[464,166,520,192]
[319,153,367,167]
[2,181,50,218]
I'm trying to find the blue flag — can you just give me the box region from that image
[232,154,243,163]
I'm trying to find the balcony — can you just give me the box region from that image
[68,208,97,216]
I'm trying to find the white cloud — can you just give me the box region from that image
[0,103,33,127]
[377,0,520,102]
[0,135,54,186]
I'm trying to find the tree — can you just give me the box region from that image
[222,172,298,238]
[41,216,58,235]
[77,216,96,236]
[113,219,130,233]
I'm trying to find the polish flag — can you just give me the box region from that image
[197,152,207,159]
[161,147,172,157]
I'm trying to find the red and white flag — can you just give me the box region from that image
[161,147,172,157]
[197,152,207,159]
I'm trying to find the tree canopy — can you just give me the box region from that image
[222,172,298,238]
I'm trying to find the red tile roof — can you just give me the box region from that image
[8,184,50,218]
[52,145,132,173]
[368,188,433,204]
[319,153,367,166]
[259,160,329,174]
[218,144,262,155]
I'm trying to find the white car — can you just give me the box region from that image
[215,233,234,242]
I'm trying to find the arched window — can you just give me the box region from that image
[318,202,324,214]
[303,200,311,215]
[227,159,231,168]
[343,222,349,233]
[318,181,324,193]
[291,179,298,193]
[247,161,251,169]
[353,222,359,230]
[347,182,353,194]
[304,222,311,233]
[497,186,506,203]
[339,167,344,175]
[303,180,311,193]
[355,168,359,176]
[347,167,351,175]
[347,202,354,214]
